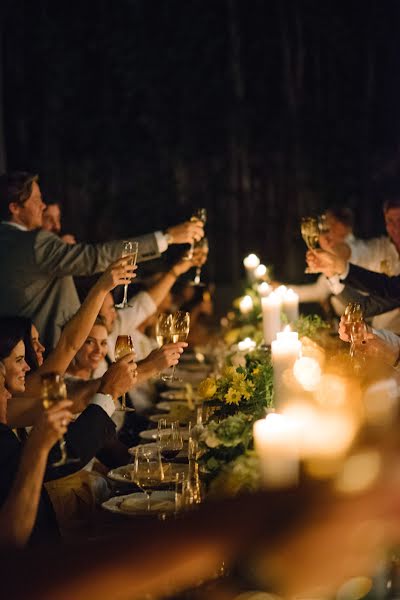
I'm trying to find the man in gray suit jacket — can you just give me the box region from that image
[0,172,204,350]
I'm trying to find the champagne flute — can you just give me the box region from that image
[155,313,174,381]
[115,241,139,309]
[190,237,209,287]
[114,334,136,411]
[132,445,164,511]
[158,421,183,462]
[301,217,320,273]
[184,208,207,261]
[41,372,79,467]
[169,311,190,381]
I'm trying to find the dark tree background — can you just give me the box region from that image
[1,0,400,292]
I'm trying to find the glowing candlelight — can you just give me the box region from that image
[253,413,299,488]
[257,282,271,297]
[239,295,254,315]
[254,263,268,281]
[243,254,260,283]
[293,356,321,391]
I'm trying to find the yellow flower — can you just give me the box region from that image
[224,387,242,405]
[252,367,260,376]
[198,377,217,399]
[224,328,240,346]
[222,366,237,380]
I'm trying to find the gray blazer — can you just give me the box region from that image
[0,224,160,350]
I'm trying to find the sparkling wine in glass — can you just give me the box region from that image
[132,445,164,511]
[41,372,79,467]
[190,237,209,287]
[301,217,320,273]
[155,313,174,381]
[114,334,136,411]
[115,241,139,309]
[184,208,207,261]
[169,311,190,381]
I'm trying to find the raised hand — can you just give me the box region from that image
[30,400,73,451]
[166,220,204,245]
[99,352,138,401]
[306,249,346,277]
[97,257,137,293]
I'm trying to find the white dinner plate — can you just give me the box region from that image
[127,445,188,460]
[107,463,188,484]
[139,427,190,442]
[102,491,176,516]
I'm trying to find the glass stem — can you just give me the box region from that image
[170,364,176,379]
[122,284,128,307]
[121,393,127,410]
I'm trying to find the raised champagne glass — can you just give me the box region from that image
[169,311,190,381]
[41,372,79,467]
[132,445,164,511]
[301,217,320,273]
[115,241,139,309]
[155,313,174,381]
[190,237,209,287]
[114,334,136,411]
[184,208,207,261]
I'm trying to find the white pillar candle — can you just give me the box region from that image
[282,288,299,323]
[254,263,268,281]
[261,291,282,345]
[243,254,260,283]
[271,329,302,407]
[258,282,271,297]
[239,295,254,315]
[253,414,299,488]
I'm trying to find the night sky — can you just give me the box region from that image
[1,0,400,289]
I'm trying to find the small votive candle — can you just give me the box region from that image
[243,254,260,283]
[258,282,271,297]
[239,295,254,315]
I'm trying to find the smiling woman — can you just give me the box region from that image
[66,317,109,380]
[0,319,31,395]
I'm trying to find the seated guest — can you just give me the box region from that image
[0,171,205,349]
[0,320,137,539]
[291,207,357,311]
[42,202,76,244]
[0,361,73,547]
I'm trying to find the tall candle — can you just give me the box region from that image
[283,288,299,323]
[239,295,254,315]
[253,414,299,488]
[261,291,282,345]
[271,329,302,407]
[243,254,260,283]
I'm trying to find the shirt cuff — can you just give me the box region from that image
[154,231,168,253]
[327,275,345,295]
[89,393,115,418]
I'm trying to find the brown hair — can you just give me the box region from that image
[0,172,39,220]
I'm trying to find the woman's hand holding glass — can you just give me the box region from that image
[115,241,139,309]
[41,373,78,467]
[97,256,137,294]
